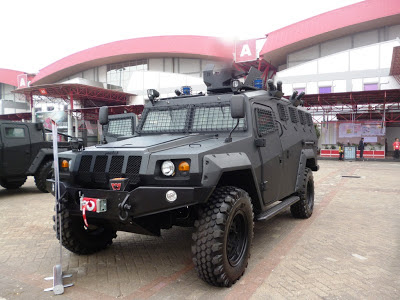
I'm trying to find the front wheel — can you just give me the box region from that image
[54,204,117,255]
[192,186,254,287]
[34,160,53,193]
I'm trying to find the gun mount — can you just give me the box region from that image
[203,64,264,94]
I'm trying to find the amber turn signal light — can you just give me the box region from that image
[178,161,190,172]
[61,160,69,168]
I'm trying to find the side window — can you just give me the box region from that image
[107,118,134,136]
[277,103,289,121]
[255,108,277,136]
[306,113,313,126]
[298,110,306,125]
[5,127,26,138]
[288,107,299,123]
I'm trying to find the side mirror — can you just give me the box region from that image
[230,95,245,119]
[99,106,109,125]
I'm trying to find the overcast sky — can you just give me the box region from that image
[0,0,362,74]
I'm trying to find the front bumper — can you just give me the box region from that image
[46,179,214,220]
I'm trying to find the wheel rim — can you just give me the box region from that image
[227,211,248,267]
[306,181,314,211]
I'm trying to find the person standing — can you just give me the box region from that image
[358,138,365,160]
[338,144,344,161]
[393,138,400,160]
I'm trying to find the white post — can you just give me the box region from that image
[67,110,72,140]
[74,117,79,138]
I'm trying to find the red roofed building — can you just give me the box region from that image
[1,0,400,150]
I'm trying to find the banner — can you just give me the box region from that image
[338,123,361,138]
[338,121,385,138]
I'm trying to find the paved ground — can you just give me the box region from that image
[0,160,399,299]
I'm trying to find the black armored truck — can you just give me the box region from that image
[50,66,319,287]
[0,121,72,192]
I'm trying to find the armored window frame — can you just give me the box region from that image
[306,113,313,126]
[277,103,289,121]
[136,105,190,134]
[190,102,247,133]
[104,114,136,137]
[255,108,277,137]
[298,110,306,125]
[288,107,299,123]
[137,102,247,134]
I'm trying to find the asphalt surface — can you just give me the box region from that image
[0,160,399,299]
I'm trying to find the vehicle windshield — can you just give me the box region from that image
[138,102,246,134]
[107,118,134,136]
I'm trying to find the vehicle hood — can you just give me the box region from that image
[93,134,216,153]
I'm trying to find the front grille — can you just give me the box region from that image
[109,156,124,179]
[93,156,108,183]
[76,154,142,188]
[78,156,92,182]
[126,156,142,184]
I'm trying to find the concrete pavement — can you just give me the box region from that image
[0,160,399,299]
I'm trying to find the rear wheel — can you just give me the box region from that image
[0,177,27,190]
[192,186,254,287]
[54,204,117,255]
[291,168,314,218]
[34,160,53,193]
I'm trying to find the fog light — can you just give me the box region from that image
[61,160,69,168]
[178,161,190,172]
[166,190,177,202]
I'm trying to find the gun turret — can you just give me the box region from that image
[203,65,264,94]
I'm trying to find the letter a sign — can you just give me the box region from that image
[235,39,257,62]
[17,74,28,89]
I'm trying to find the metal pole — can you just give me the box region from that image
[74,117,78,138]
[30,92,36,123]
[67,92,73,140]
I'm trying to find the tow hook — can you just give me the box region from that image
[118,195,132,222]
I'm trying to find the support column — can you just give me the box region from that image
[74,116,79,138]
[67,112,72,140]
[67,92,74,140]
[30,92,36,123]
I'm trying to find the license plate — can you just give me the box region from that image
[80,197,107,213]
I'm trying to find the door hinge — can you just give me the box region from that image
[261,181,268,191]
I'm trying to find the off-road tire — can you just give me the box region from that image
[291,167,314,218]
[0,177,27,189]
[53,204,117,255]
[34,160,53,193]
[192,186,254,287]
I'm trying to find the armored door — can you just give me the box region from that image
[0,123,31,176]
[253,103,283,205]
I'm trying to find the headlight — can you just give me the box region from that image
[161,161,175,176]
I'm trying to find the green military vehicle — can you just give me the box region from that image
[0,121,72,192]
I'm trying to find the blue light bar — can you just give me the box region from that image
[253,78,263,89]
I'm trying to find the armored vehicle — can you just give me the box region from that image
[50,66,319,287]
[0,121,72,192]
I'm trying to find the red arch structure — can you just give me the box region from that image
[0,68,25,86]
[32,36,234,85]
[260,0,400,66]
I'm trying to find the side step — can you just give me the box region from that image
[256,196,300,221]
